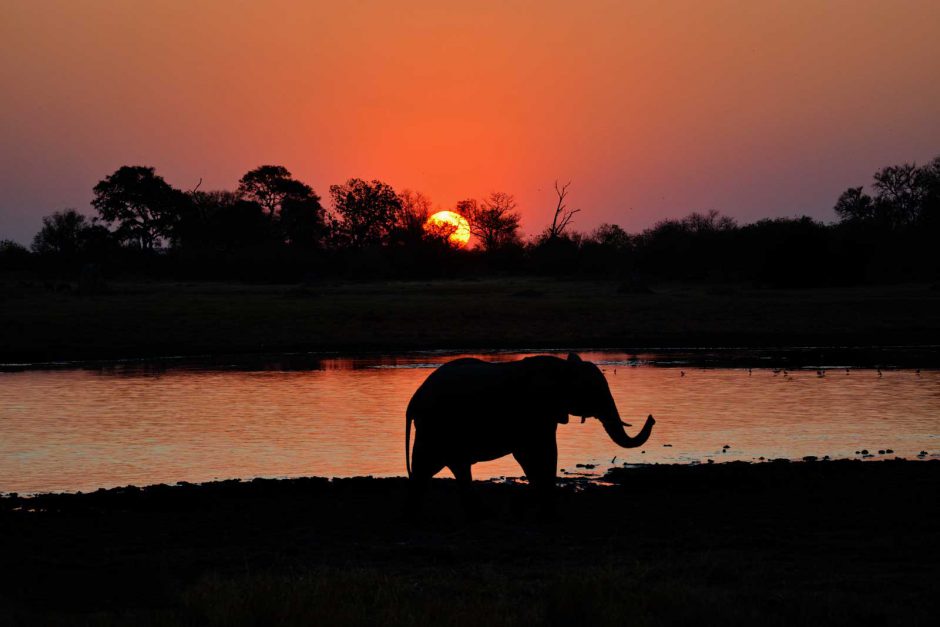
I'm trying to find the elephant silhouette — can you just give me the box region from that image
[405,352,655,514]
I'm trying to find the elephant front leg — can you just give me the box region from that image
[448,462,483,520]
[512,432,558,520]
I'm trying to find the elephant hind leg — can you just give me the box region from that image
[447,462,482,520]
[405,438,445,520]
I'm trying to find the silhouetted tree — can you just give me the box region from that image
[465,192,521,251]
[237,165,320,222]
[31,209,91,256]
[329,178,403,247]
[280,195,328,249]
[579,224,634,278]
[190,189,240,219]
[0,239,30,271]
[635,211,737,280]
[742,216,832,286]
[20,154,936,284]
[920,156,940,228]
[834,156,940,230]
[834,187,875,223]
[590,223,631,249]
[872,163,923,227]
[395,189,436,245]
[544,180,580,240]
[0,239,28,256]
[682,210,737,233]
[383,190,470,278]
[421,218,457,245]
[182,190,270,251]
[528,231,581,274]
[179,190,238,247]
[91,166,185,249]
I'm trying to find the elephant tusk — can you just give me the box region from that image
[621,420,632,427]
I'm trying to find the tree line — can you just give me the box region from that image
[1,156,938,286]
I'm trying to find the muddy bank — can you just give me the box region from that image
[1,460,938,625]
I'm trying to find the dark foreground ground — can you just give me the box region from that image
[1,461,938,626]
[3,279,940,363]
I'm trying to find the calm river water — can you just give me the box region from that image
[1,351,938,494]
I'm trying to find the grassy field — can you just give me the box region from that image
[2,278,940,362]
[2,460,937,626]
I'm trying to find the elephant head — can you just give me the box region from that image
[565,352,655,448]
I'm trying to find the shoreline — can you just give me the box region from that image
[4,343,940,373]
[2,460,938,624]
[3,455,936,499]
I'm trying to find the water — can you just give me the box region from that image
[1,351,938,494]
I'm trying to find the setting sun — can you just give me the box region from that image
[424,211,471,247]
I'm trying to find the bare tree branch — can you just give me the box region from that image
[547,179,580,239]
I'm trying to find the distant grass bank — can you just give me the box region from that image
[2,461,937,626]
[2,278,940,363]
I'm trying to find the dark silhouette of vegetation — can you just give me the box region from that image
[179,190,270,252]
[31,209,92,256]
[0,239,31,271]
[329,178,403,248]
[396,189,436,244]
[91,166,187,250]
[834,157,939,228]
[463,192,522,252]
[237,165,319,222]
[544,180,580,240]
[5,155,937,285]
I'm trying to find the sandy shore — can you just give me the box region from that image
[2,460,937,625]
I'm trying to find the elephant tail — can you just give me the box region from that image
[405,408,414,479]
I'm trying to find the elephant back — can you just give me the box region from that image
[407,356,571,425]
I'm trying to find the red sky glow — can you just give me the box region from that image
[1,0,938,243]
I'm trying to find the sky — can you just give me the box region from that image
[1,0,938,245]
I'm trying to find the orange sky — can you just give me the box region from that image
[2,0,938,243]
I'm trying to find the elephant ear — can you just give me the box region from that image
[567,352,582,363]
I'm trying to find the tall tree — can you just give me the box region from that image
[833,187,875,223]
[919,156,940,228]
[395,189,435,244]
[834,156,940,228]
[237,165,319,221]
[91,166,184,249]
[280,195,328,249]
[31,209,90,256]
[181,190,270,251]
[544,180,580,240]
[872,163,923,226]
[464,192,521,251]
[329,178,402,247]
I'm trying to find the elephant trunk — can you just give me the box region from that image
[600,410,655,449]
